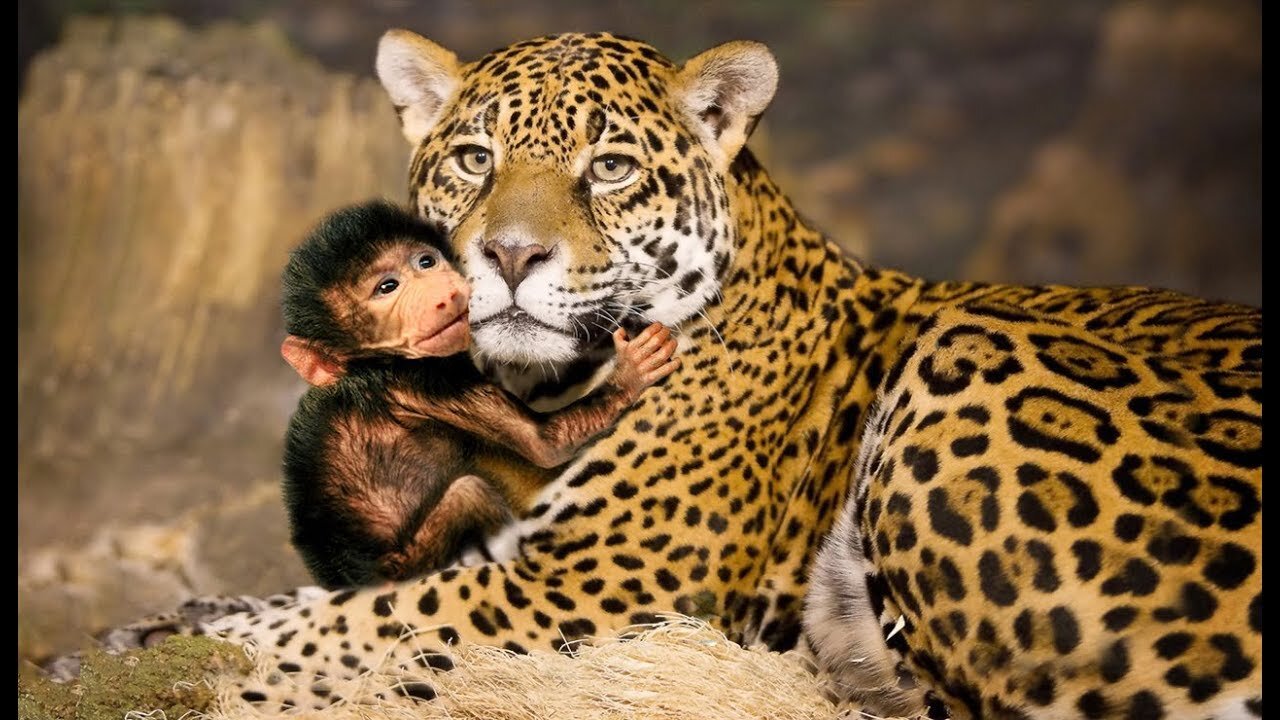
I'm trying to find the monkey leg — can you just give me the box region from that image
[379,475,513,579]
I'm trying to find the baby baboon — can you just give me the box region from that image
[280,200,678,587]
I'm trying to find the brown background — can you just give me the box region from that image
[17,0,1260,662]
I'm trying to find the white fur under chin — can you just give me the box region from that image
[472,321,579,365]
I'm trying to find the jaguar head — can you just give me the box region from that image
[376,31,777,373]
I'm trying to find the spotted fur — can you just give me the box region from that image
[806,294,1261,719]
[69,32,1261,718]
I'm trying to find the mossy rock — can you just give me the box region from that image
[18,635,252,720]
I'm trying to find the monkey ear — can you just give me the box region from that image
[376,29,462,146]
[674,41,779,166]
[281,336,347,387]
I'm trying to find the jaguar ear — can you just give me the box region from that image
[675,41,779,164]
[376,29,462,146]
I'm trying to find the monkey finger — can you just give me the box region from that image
[612,327,630,348]
[645,337,679,362]
[657,338,678,359]
[638,341,678,371]
[644,358,681,382]
[636,326,671,353]
[624,331,665,362]
[646,354,680,372]
[633,347,664,368]
[632,322,664,345]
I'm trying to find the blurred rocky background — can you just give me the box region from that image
[17,0,1260,664]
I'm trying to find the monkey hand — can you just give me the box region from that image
[610,323,680,402]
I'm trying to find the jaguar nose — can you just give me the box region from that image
[482,239,551,291]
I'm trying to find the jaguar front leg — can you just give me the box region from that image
[203,527,734,710]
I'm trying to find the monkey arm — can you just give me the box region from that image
[390,381,635,469]
[391,323,678,469]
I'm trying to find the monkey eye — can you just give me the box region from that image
[375,278,400,296]
[415,252,438,270]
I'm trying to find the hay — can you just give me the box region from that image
[27,617,917,719]
[191,616,897,720]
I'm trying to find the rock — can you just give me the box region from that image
[18,16,399,663]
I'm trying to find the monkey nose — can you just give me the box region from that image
[437,284,468,312]
[482,240,551,292]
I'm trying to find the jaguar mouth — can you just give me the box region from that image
[480,307,566,334]
[470,308,580,364]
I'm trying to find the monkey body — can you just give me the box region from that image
[283,354,551,587]
[280,201,678,588]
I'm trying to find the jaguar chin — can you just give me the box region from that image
[469,308,581,366]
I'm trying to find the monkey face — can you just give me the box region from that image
[328,240,473,358]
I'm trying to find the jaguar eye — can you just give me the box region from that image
[456,146,493,176]
[589,155,636,184]
[376,278,399,295]
[416,252,437,270]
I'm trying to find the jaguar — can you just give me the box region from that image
[56,30,1261,719]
